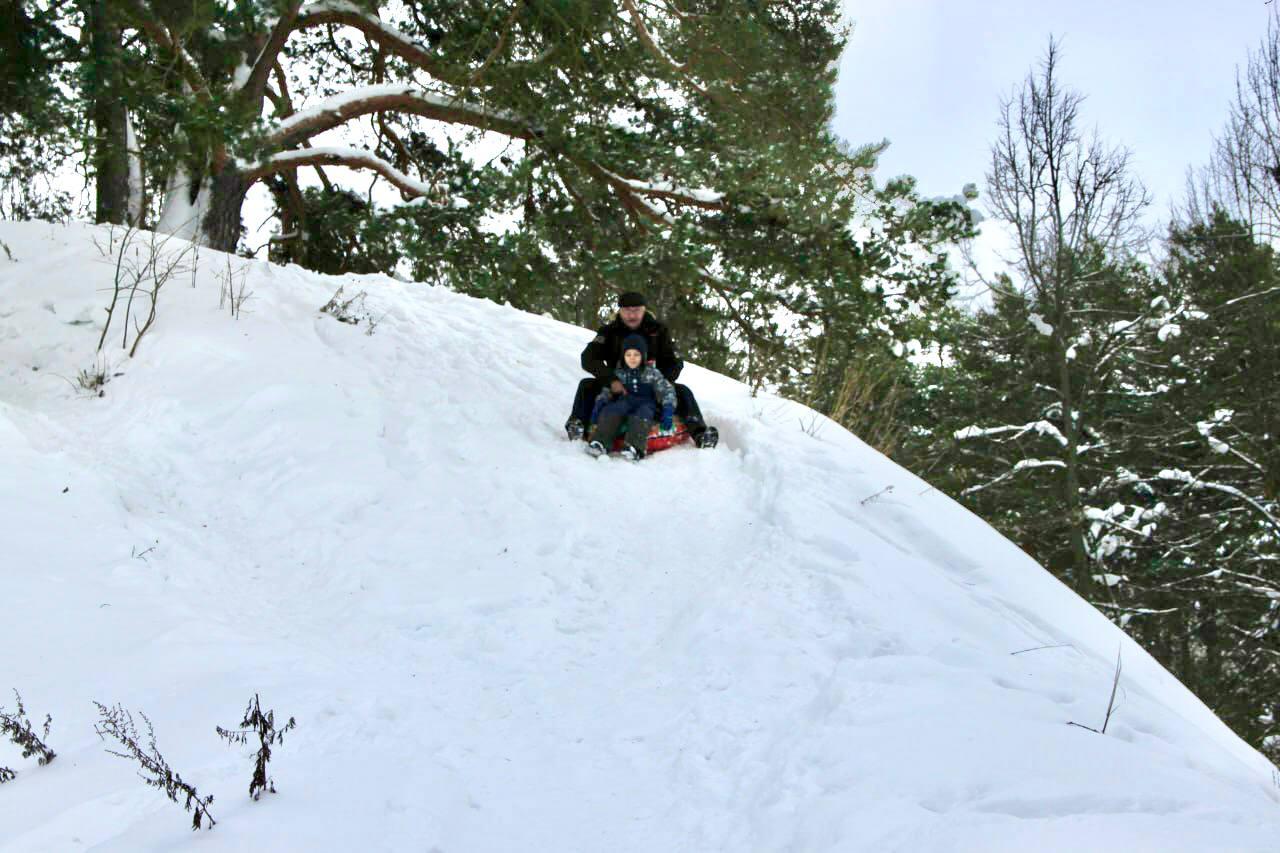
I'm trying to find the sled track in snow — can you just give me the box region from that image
[3,222,1279,853]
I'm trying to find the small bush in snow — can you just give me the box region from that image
[216,694,296,800]
[77,364,109,395]
[94,702,216,831]
[217,254,252,319]
[797,411,826,438]
[320,284,378,334]
[94,224,196,357]
[1067,646,1124,735]
[0,690,56,781]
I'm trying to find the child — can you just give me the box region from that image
[586,333,676,461]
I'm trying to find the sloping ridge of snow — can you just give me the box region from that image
[1,220,1277,852]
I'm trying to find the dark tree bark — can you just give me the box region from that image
[202,167,249,253]
[85,0,130,224]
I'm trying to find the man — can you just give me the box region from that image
[565,291,718,448]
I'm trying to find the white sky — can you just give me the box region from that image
[834,1,1270,218]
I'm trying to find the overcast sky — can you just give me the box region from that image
[833,1,1271,219]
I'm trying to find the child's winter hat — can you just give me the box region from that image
[621,333,648,360]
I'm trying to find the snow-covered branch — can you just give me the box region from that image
[267,84,533,146]
[598,169,726,212]
[961,458,1066,496]
[695,265,777,351]
[1222,285,1280,308]
[293,1,462,86]
[1157,567,1280,603]
[955,420,1068,447]
[1094,602,1178,617]
[117,0,213,103]
[242,1,306,101]
[244,146,443,200]
[1196,414,1265,473]
[578,160,682,228]
[620,0,716,100]
[1156,469,1280,536]
[621,0,688,74]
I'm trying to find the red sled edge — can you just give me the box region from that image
[592,419,692,454]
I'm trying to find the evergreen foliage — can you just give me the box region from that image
[1,0,972,391]
[895,41,1280,762]
[0,0,79,220]
[1103,212,1280,758]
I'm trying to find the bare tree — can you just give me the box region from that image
[980,38,1151,595]
[1189,13,1280,241]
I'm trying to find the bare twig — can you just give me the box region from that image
[216,694,296,801]
[94,702,216,831]
[96,227,196,357]
[1067,646,1124,734]
[0,690,56,777]
[798,413,825,438]
[1101,646,1124,734]
[217,255,252,319]
[860,485,895,505]
[1010,643,1076,656]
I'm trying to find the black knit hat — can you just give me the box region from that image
[618,291,646,308]
[621,333,648,360]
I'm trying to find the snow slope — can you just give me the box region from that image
[1,220,1277,852]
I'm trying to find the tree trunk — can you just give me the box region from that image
[1056,329,1092,597]
[86,0,130,224]
[267,174,307,266]
[200,168,249,252]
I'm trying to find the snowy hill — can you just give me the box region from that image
[1,220,1278,852]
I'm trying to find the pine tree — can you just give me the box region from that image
[914,40,1152,596]
[1101,211,1280,758]
[11,0,960,386]
[0,0,80,220]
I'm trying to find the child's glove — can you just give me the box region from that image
[610,379,625,395]
[661,405,674,432]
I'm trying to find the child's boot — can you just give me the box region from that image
[594,411,625,450]
[622,416,651,461]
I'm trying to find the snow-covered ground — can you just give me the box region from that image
[1,220,1277,852]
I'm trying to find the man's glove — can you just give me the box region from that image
[661,405,674,432]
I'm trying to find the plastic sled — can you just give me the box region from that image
[589,416,691,454]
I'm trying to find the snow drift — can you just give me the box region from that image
[1,221,1277,852]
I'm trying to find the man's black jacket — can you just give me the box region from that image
[580,312,683,383]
